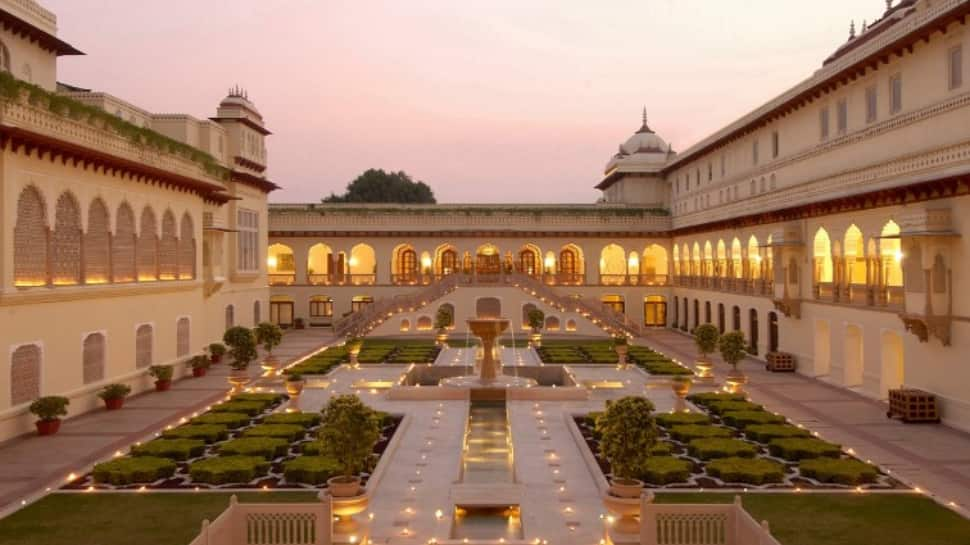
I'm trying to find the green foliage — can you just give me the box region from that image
[241,424,307,442]
[29,396,69,421]
[130,439,206,461]
[254,322,283,354]
[323,168,436,204]
[188,456,269,485]
[218,437,290,460]
[768,438,842,460]
[283,456,343,485]
[231,393,285,405]
[189,412,251,429]
[344,337,364,352]
[210,401,267,417]
[686,392,746,407]
[639,456,693,485]
[667,424,734,443]
[706,457,785,485]
[148,365,173,381]
[188,355,210,370]
[223,326,258,370]
[97,384,131,401]
[650,442,675,456]
[687,438,758,460]
[706,400,764,415]
[286,373,304,382]
[262,412,321,428]
[434,306,454,330]
[208,343,227,357]
[798,458,878,485]
[92,456,176,485]
[597,396,658,481]
[317,395,381,478]
[692,324,720,356]
[161,424,228,443]
[744,424,812,443]
[527,309,545,331]
[721,411,786,429]
[612,335,628,346]
[656,412,712,428]
[640,361,693,375]
[718,330,748,368]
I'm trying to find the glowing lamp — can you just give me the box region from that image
[266,255,277,269]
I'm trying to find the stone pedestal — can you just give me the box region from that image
[467,318,510,383]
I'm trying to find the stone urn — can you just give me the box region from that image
[725,367,748,394]
[327,475,362,498]
[609,478,644,499]
[671,376,693,398]
[285,376,305,397]
[228,367,250,393]
[435,330,448,347]
[261,354,280,376]
[694,356,714,383]
[615,344,629,369]
[346,340,363,368]
[325,485,369,536]
[603,479,644,535]
[530,331,542,348]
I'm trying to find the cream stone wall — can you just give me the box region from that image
[0,20,57,89]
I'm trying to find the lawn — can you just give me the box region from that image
[654,493,970,545]
[0,492,317,545]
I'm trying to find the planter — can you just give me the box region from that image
[608,478,644,499]
[671,379,692,398]
[261,354,280,375]
[228,369,250,393]
[210,354,222,364]
[694,356,714,382]
[615,345,629,369]
[725,367,748,394]
[103,397,125,411]
[530,332,542,348]
[327,475,362,498]
[348,347,361,367]
[36,419,61,436]
[154,379,172,392]
[285,379,305,397]
[435,331,448,347]
[192,367,207,378]
[602,483,643,535]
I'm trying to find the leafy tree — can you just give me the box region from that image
[719,331,748,371]
[317,395,381,479]
[323,169,436,204]
[693,324,720,359]
[254,322,283,354]
[527,309,545,332]
[223,326,258,370]
[434,306,454,331]
[596,396,657,482]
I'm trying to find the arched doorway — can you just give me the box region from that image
[643,295,667,327]
[267,243,295,285]
[749,309,759,355]
[732,306,741,331]
[717,304,725,333]
[476,244,501,276]
[393,244,419,284]
[518,246,540,276]
[768,312,779,352]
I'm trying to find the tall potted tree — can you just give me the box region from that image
[692,324,720,380]
[719,330,749,393]
[254,322,283,374]
[527,309,545,347]
[598,395,657,498]
[224,326,258,392]
[433,306,453,347]
[318,395,381,497]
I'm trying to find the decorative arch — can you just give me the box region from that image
[416,316,433,331]
[715,239,727,278]
[746,235,761,280]
[880,220,903,288]
[544,315,561,331]
[267,243,295,274]
[85,199,111,284]
[176,318,190,358]
[83,332,106,384]
[558,243,584,282]
[400,319,411,332]
[476,297,501,319]
[52,192,82,285]
[306,243,333,282]
[565,319,577,332]
[691,242,701,276]
[517,244,541,276]
[435,244,459,276]
[702,241,713,277]
[10,344,41,406]
[731,238,742,279]
[392,243,419,282]
[135,324,153,369]
[113,202,136,283]
[349,243,376,283]
[813,227,833,284]
[880,331,905,397]
[159,210,178,280]
[178,213,196,279]
[136,206,158,281]
[641,244,668,283]
[14,185,48,287]
[844,224,866,286]
[599,243,626,285]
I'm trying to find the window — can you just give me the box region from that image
[176,318,190,358]
[135,324,153,369]
[236,208,259,271]
[749,181,755,195]
[771,131,779,159]
[752,139,759,165]
[865,85,877,123]
[0,40,10,73]
[10,344,41,406]
[949,45,963,90]
[819,107,830,140]
[310,296,333,318]
[890,74,902,114]
[83,333,106,384]
[836,99,848,134]
[351,295,374,312]
[720,155,726,177]
[707,163,712,181]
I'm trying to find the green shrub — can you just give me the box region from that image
[190,412,251,429]
[686,392,746,407]
[317,395,382,479]
[744,424,811,443]
[656,412,712,428]
[799,458,878,485]
[667,425,733,442]
[218,437,290,460]
[706,457,785,485]
[687,438,757,460]
[92,456,176,485]
[706,400,764,415]
[189,456,270,485]
[721,411,786,429]
[650,442,674,456]
[242,424,307,442]
[161,424,228,443]
[640,361,693,375]
[283,456,343,485]
[29,396,69,421]
[98,383,132,400]
[639,456,692,485]
[131,438,205,461]
[768,438,842,461]
[597,396,658,481]
[231,393,285,406]
[262,412,321,428]
[210,401,267,417]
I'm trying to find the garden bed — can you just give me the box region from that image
[283,338,441,374]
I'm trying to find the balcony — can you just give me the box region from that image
[268,273,295,286]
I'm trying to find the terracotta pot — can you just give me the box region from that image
[154,379,172,392]
[609,478,644,499]
[103,397,125,410]
[285,379,305,397]
[192,367,207,378]
[36,419,61,436]
[211,354,222,364]
[327,475,362,498]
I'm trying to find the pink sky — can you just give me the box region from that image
[46,0,885,204]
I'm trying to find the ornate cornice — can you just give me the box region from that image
[0,8,82,56]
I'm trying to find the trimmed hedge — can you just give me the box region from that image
[799,458,878,485]
[130,438,205,461]
[301,442,324,456]
[639,361,693,375]
[262,412,322,428]
[92,456,176,485]
[656,412,712,428]
[210,401,267,417]
[650,442,674,456]
[189,412,252,429]
[687,438,758,460]
[188,456,270,485]
[686,392,746,407]
[667,425,733,442]
[768,438,842,461]
[639,456,692,485]
[241,424,306,442]
[721,411,786,429]
[231,393,285,406]
[706,457,786,485]
[161,424,228,443]
[744,424,811,443]
[707,400,764,415]
[283,456,343,485]
[218,437,290,460]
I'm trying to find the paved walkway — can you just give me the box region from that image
[0,328,335,515]
[640,328,970,514]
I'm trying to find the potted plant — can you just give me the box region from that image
[598,396,656,498]
[294,317,306,330]
[224,326,258,392]
[97,383,131,410]
[208,343,226,364]
[30,396,70,436]
[719,331,749,393]
[285,372,305,397]
[149,365,174,391]
[670,374,692,398]
[254,322,284,374]
[188,355,211,377]
[613,335,629,368]
[345,336,364,367]
[318,395,381,497]
[527,309,545,347]
[692,324,720,380]
[433,306,453,346]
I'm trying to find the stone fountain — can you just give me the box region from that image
[440,317,537,388]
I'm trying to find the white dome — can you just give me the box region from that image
[620,128,668,155]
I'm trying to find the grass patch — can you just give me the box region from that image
[92,457,176,485]
[656,412,711,428]
[130,438,205,461]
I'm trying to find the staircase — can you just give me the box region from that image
[333,274,459,337]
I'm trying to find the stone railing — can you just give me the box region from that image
[640,495,781,545]
[333,274,459,337]
[187,494,333,545]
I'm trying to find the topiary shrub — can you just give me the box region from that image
[190,412,251,429]
[232,393,285,405]
[317,395,382,480]
[705,400,764,415]
[283,456,343,485]
[161,424,228,443]
[639,456,692,485]
[721,411,786,429]
[667,424,734,443]
[262,412,322,428]
[189,456,270,485]
[650,442,675,456]
[799,458,878,485]
[706,457,785,485]
[768,438,842,461]
[686,392,746,408]
[718,330,748,371]
[218,437,290,460]
[210,401,267,417]
[656,412,712,428]
[692,324,720,360]
[92,456,176,485]
[687,438,757,460]
[224,326,258,370]
[527,309,545,332]
[241,424,307,442]
[744,424,811,443]
[131,438,205,461]
[254,322,283,355]
[597,396,658,483]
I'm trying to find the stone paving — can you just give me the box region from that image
[0,328,335,515]
[640,327,970,514]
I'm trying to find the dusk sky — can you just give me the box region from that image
[46,0,885,204]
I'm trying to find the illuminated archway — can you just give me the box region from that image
[307,243,333,283]
[813,228,833,284]
[703,241,713,277]
[517,244,541,276]
[599,243,626,285]
[349,243,376,284]
[435,243,458,276]
[880,220,902,287]
[716,240,727,278]
[747,235,761,280]
[844,225,866,287]
[267,243,295,285]
[642,244,668,283]
[731,238,742,279]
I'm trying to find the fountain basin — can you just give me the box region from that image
[385,364,588,400]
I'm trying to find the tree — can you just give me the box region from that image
[527,309,545,332]
[323,169,436,204]
[434,306,454,332]
[596,396,657,483]
[223,326,258,370]
[718,331,748,371]
[693,324,720,360]
[317,395,381,480]
[254,322,283,355]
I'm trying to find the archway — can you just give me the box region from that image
[813,228,833,296]
[642,244,668,284]
[601,294,625,315]
[844,324,864,387]
[349,243,376,284]
[703,241,713,277]
[517,244,541,276]
[558,244,584,283]
[307,243,333,284]
[693,299,700,330]
[392,243,419,284]
[747,235,761,280]
[880,331,905,397]
[716,240,727,278]
[844,225,866,287]
[476,243,501,276]
[748,309,759,355]
[599,244,626,285]
[814,320,831,376]
[717,303,725,333]
[731,238,743,279]
[880,221,903,305]
[732,305,741,331]
[704,301,711,324]
[267,243,295,285]
[435,244,459,276]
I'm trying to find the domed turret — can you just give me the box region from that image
[596,108,674,207]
